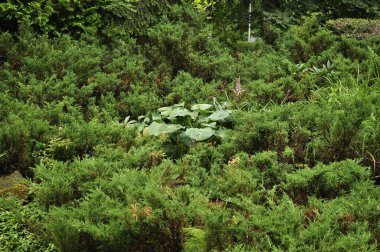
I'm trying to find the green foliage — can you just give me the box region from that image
[40,166,187,251]
[284,160,371,200]
[1,2,380,251]
[164,72,221,104]
[321,0,380,19]
[183,228,207,252]
[127,100,232,158]
[196,0,380,42]
[0,0,173,39]
[328,18,380,39]
[144,4,233,81]
[232,71,380,165]
[0,198,57,251]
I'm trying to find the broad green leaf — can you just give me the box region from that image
[151,112,161,121]
[144,122,167,136]
[189,111,199,120]
[138,115,145,121]
[161,110,172,117]
[201,122,217,128]
[208,110,231,121]
[221,101,232,109]
[169,107,192,120]
[136,123,146,133]
[198,114,211,123]
[173,102,185,108]
[158,106,172,112]
[144,122,183,136]
[158,106,173,117]
[191,104,213,111]
[123,116,130,124]
[143,117,150,123]
[215,129,228,138]
[185,128,215,141]
[213,97,223,111]
[179,131,193,146]
[163,124,184,134]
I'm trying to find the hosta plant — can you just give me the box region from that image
[125,99,232,157]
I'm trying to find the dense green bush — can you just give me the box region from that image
[328,18,380,39]
[232,75,380,166]
[0,1,380,251]
[284,160,371,200]
[0,0,174,39]
[0,198,57,251]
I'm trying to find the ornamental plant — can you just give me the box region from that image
[125,99,232,157]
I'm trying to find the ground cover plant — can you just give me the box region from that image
[0,1,380,251]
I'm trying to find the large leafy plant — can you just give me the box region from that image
[126,99,232,156]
